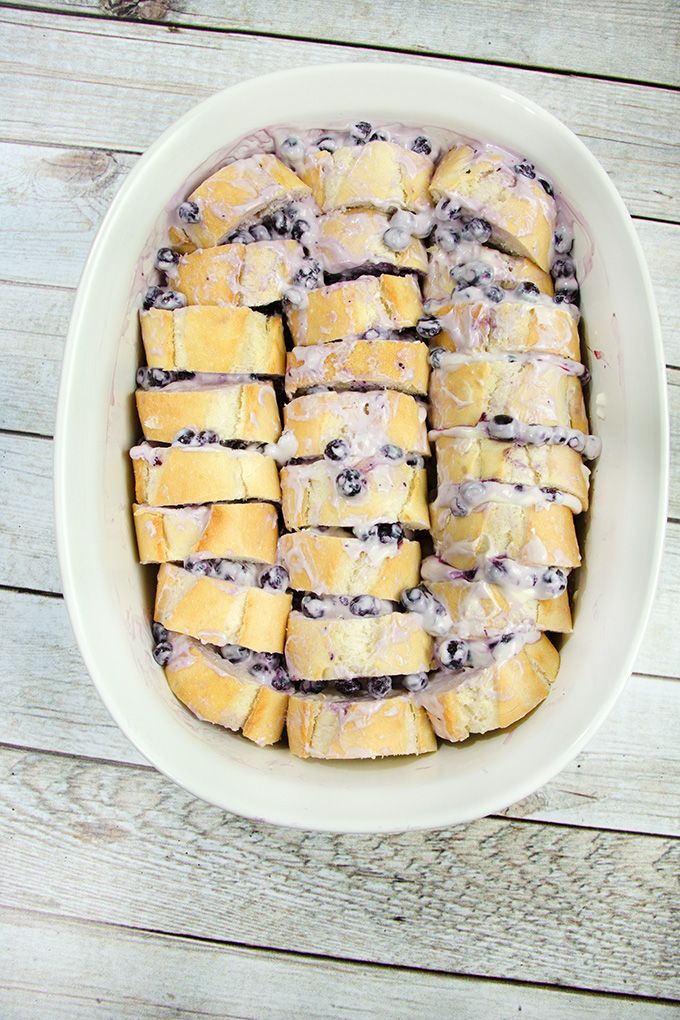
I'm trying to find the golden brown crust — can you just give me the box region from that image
[132,446,281,506]
[285,338,430,398]
[315,209,428,274]
[286,692,437,759]
[282,390,428,459]
[429,579,572,636]
[135,382,281,445]
[164,635,288,746]
[132,502,279,565]
[168,240,303,307]
[430,145,556,272]
[300,141,433,213]
[154,563,291,653]
[278,531,421,600]
[281,460,430,531]
[140,306,285,375]
[286,273,424,346]
[284,611,433,681]
[433,300,580,360]
[424,244,553,304]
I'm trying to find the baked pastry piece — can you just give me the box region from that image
[431,298,580,360]
[430,502,581,570]
[287,690,436,759]
[435,434,589,511]
[279,531,421,599]
[167,240,304,307]
[135,381,281,445]
[285,338,430,398]
[424,243,553,305]
[429,356,588,433]
[430,145,556,272]
[280,390,428,460]
[415,634,560,741]
[140,306,285,375]
[299,141,433,213]
[174,153,312,249]
[315,209,428,275]
[286,274,423,346]
[133,502,278,565]
[428,577,572,636]
[154,563,291,653]
[281,459,429,530]
[131,444,281,506]
[285,611,432,681]
[164,634,288,746]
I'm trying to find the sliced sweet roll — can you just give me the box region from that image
[425,576,572,636]
[285,610,432,682]
[281,458,429,531]
[414,633,560,742]
[272,390,428,463]
[430,144,556,273]
[160,633,289,746]
[165,239,306,307]
[299,140,433,214]
[314,209,428,276]
[286,274,424,347]
[130,443,281,506]
[285,339,430,398]
[286,689,436,760]
[133,502,278,566]
[135,380,281,445]
[140,306,285,376]
[429,353,588,433]
[154,562,291,653]
[172,153,312,249]
[279,529,421,600]
[424,242,553,305]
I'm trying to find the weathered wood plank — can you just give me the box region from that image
[9,0,680,88]
[1,745,678,998]
[636,220,680,369]
[2,906,675,1020]
[2,586,677,835]
[0,10,678,223]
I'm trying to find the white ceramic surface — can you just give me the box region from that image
[55,64,668,833]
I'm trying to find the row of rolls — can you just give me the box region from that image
[130,125,600,759]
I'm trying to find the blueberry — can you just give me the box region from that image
[280,136,304,160]
[221,439,249,450]
[514,160,536,179]
[515,281,540,299]
[514,483,526,492]
[411,135,432,155]
[554,226,573,255]
[453,261,494,287]
[136,367,147,387]
[383,227,411,252]
[229,229,252,245]
[153,640,173,666]
[142,286,164,310]
[429,347,447,369]
[336,678,362,696]
[143,367,172,388]
[249,661,275,678]
[542,486,558,502]
[406,454,424,468]
[151,621,169,643]
[552,257,576,279]
[317,136,337,153]
[152,290,186,311]
[485,285,504,303]
[178,200,200,224]
[291,219,310,240]
[439,639,468,670]
[538,178,554,197]
[542,567,567,595]
[300,594,326,619]
[336,468,365,498]
[381,443,403,460]
[350,121,372,142]
[271,671,294,692]
[250,224,271,242]
[436,197,461,220]
[197,430,219,446]
[416,317,442,339]
[377,523,404,544]
[486,559,507,585]
[221,644,250,664]
[369,129,389,142]
[185,558,210,576]
[462,218,492,243]
[349,595,381,617]
[295,257,322,288]
[367,675,392,699]
[403,672,429,692]
[300,680,326,694]
[156,247,180,269]
[260,565,289,591]
[324,438,349,461]
[271,208,293,235]
[492,413,514,425]
[554,291,579,306]
[401,586,426,610]
[176,428,197,445]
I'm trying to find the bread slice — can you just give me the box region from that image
[429,359,588,433]
[131,445,281,506]
[429,578,572,636]
[133,502,278,565]
[281,390,428,460]
[433,299,580,361]
[135,381,281,444]
[164,634,288,746]
[281,460,429,530]
[285,611,433,681]
[286,273,424,346]
[424,243,553,304]
[278,531,421,599]
[174,153,311,248]
[430,145,556,272]
[168,239,303,307]
[430,502,581,569]
[315,209,428,275]
[300,141,433,213]
[140,306,285,375]
[415,635,560,741]
[287,690,436,759]
[285,338,430,398]
[154,563,291,653]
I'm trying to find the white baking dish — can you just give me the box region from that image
[55,64,667,832]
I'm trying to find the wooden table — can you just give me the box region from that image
[1,3,678,1015]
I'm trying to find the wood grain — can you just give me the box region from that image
[8,0,680,88]
[0,10,678,223]
[2,906,676,1020]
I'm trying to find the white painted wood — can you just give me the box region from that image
[2,906,676,1020]
[0,11,678,224]
[1,745,678,998]
[10,0,680,88]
